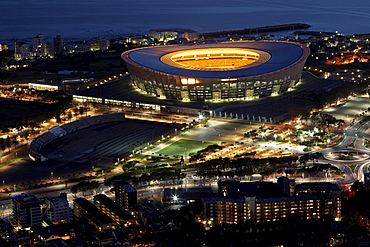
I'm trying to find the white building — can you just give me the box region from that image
[66,43,90,53]
[33,34,45,57]
[14,41,31,60]
[148,29,199,42]
[45,194,73,224]
[32,34,53,58]
[28,82,64,91]
[90,37,110,51]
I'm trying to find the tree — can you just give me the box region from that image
[12,137,18,148]
[0,141,5,153]
[67,111,73,121]
[79,106,84,117]
[0,50,13,66]
[319,113,337,132]
[71,185,78,196]
[139,173,150,184]
[5,136,10,150]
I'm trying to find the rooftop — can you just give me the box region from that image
[123,41,308,78]
[73,198,115,225]
[202,197,246,203]
[12,193,40,203]
[93,194,133,220]
[121,184,136,193]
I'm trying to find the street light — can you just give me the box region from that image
[261,132,266,139]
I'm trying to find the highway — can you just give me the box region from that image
[318,114,370,184]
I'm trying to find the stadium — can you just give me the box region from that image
[29,113,179,162]
[122,41,310,102]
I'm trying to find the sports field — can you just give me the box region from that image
[157,139,215,156]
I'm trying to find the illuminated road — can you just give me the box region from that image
[318,114,370,184]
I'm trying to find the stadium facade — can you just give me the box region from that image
[122,41,310,102]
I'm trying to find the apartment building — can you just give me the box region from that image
[12,193,42,228]
[114,180,137,211]
[45,193,73,223]
[203,180,342,225]
[14,41,30,60]
[202,197,251,225]
[253,195,342,223]
[73,198,115,231]
[93,194,137,227]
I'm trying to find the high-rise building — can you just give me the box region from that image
[32,34,45,57]
[53,35,64,54]
[114,180,137,211]
[12,193,42,228]
[32,34,53,58]
[14,41,30,60]
[45,193,73,224]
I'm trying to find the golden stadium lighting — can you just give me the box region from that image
[170,48,260,69]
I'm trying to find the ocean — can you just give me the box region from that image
[1,0,370,44]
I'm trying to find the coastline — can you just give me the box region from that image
[2,22,370,48]
[0,23,312,47]
[201,23,311,38]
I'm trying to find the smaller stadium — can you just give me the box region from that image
[29,113,179,163]
[122,41,310,102]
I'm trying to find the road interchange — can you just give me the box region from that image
[318,115,370,184]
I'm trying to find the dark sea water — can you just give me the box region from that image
[1,0,370,44]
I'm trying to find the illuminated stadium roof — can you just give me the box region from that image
[124,41,307,78]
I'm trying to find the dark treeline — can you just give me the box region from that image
[195,155,298,179]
